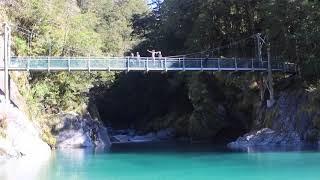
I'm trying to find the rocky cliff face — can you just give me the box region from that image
[53,113,111,149]
[229,88,320,148]
[0,102,51,161]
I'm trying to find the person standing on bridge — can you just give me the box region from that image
[204,54,209,68]
[147,49,156,61]
[129,53,135,66]
[157,51,162,58]
[157,51,163,68]
[136,52,141,66]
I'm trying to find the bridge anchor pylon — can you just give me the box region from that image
[1,22,11,104]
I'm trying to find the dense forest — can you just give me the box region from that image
[1,0,320,144]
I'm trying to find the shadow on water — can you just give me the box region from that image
[108,142,320,154]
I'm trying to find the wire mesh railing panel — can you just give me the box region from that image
[10,58,27,68]
[165,60,179,69]
[184,60,201,68]
[29,59,48,69]
[50,59,68,69]
[237,59,252,69]
[147,60,163,69]
[219,59,236,69]
[70,59,87,69]
[91,58,109,69]
[109,58,127,69]
[205,59,219,68]
[128,58,147,69]
[252,61,263,69]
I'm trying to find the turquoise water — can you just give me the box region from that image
[1,143,320,180]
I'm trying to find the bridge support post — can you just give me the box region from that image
[47,56,50,72]
[127,57,130,72]
[258,74,265,102]
[234,57,237,71]
[164,57,167,72]
[108,57,110,72]
[256,33,264,63]
[266,43,275,107]
[88,56,91,72]
[183,56,186,71]
[251,58,254,71]
[2,23,10,104]
[146,57,149,72]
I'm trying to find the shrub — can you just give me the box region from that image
[0,113,8,138]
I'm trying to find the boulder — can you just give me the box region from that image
[54,113,111,149]
[129,133,157,142]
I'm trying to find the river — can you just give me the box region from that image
[1,143,320,180]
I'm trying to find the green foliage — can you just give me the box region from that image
[134,0,320,63]
[2,0,147,145]
[302,59,320,80]
[30,71,115,113]
[186,73,226,138]
[41,124,57,148]
[3,0,146,116]
[0,114,8,138]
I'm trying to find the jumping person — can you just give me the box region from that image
[157,51,162,58]
[147,49,156,61]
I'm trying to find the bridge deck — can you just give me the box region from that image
[2,57,295,72]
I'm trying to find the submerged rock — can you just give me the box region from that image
[111,128,175,143]
[54,113,111,149]
[112,135,130,143]
[0,103,51,160]
[129,132,157,142]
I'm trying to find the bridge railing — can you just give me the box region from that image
[8,56,294,72]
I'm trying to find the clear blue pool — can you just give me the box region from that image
[1,143,320,180]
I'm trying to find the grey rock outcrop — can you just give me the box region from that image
[54,113,111,149]
[228,128,302,148]
[0,103,51,160]
[230,89,318,148]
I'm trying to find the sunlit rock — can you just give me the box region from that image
[0,104,51,160]
[54,114,111,149]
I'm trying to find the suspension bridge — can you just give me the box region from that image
[4,56,295,72]
[1,23,296,106]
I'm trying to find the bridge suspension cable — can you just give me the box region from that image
[167,33,264,58]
